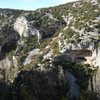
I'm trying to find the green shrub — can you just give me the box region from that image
[63,28,74,39]
[51,40,59,55]
[35,54,43,63]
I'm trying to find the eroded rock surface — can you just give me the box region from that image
[0,0,100,100]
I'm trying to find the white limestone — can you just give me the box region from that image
[14,16,29,37]
[23,49,43,65]
[43,50,53,60]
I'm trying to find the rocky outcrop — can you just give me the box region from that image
[0,57,11,81]
[14,16,29,37]
[14,16,41,42]
[59,36,100,67]
[23,49,43,65]
[88,68,100,100]
[92,46,100,67]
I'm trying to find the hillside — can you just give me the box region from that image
[0,0,100,100]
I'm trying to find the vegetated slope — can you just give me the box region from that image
[0,0,100,100]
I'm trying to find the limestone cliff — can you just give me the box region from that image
[0,0,100,100]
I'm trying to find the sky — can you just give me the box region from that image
[0,0,78,10]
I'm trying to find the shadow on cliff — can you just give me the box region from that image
[0,80,13,100]
[0,64,99,100]
[0,24,20,100]
[12,68,67,100]
[0,24,20,54]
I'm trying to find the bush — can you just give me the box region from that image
[51,40,59,55]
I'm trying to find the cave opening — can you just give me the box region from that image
[75,57,87,63]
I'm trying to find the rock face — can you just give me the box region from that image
[95,69,100,99]
[59,43,100,68]
[92,46,100,67]
[0,25,19,53]
[0,0,100,100]
[14,16,41,42]
[14,16,29,37]
[65,71,80,100]
[23,49,43,65]
[0,57,11,81]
